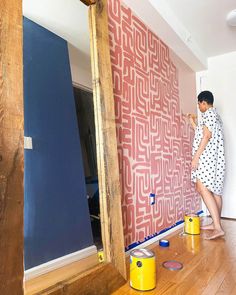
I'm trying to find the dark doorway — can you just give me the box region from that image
[73,86,102,250]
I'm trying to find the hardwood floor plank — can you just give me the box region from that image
[112,218,236,295]
[25,218,235,294]
[25,254,99,294]
[201,259,233,295]
[185,238,234,294]
[215,264,236,294]
[229,284,236,295]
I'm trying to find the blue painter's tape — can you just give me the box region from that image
[176,220,184,226]
[149,193,155,205]
[159,239,170,247]
[125,215,190,251]
[125,212,203,251]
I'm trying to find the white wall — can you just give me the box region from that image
[23,0,90,54]
[68,44,92,89]
[170,50,197,115]
[197,51,236,218]
[23,0,93,90]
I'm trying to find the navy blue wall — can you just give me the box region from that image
[23,18,93,269]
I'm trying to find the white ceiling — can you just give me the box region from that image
[23,0,236,71]
[23,0,90,55]
[165,0,236,58]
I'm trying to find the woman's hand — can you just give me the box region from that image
[186,113,197,120]
[184,113,197,130]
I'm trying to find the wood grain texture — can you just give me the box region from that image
[25,254,99,295]
[0,0,24,294]
[112,218,236,294]
[39,263,126,295]
[89,0,127,279]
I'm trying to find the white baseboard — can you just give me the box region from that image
[125,223,184,255]
[24,245,97,281]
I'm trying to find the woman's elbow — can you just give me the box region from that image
[204,133,212,141]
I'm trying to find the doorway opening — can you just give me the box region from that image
[73,86,102,250]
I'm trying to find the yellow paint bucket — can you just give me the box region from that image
[184,214,200,235]
[130,248,156,291]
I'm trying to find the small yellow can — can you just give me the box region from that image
[184,214,200,235]
[97,249,104,263]
[130,248,156,291]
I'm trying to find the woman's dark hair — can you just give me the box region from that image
[198,90,214,105]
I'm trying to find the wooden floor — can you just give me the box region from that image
[112,218,236,295]
[24,253,99,294]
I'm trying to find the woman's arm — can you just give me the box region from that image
[186,113,197,130]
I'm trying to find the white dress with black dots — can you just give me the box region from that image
[191,107,225,195]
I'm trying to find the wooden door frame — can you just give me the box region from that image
[88,0,126,279]
[0,0,24,294]
[0,0,126,293]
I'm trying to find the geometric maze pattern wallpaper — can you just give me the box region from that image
[108,0,201,248]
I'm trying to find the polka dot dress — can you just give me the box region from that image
[191,107,225,195]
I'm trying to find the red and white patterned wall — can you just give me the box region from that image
[108,0,201,248]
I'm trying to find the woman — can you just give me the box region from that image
[187,90,225,240]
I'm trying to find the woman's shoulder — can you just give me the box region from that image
[203,107,216,119]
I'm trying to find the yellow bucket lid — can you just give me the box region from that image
[130,248,155,258]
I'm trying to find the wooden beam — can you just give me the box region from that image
[0,0,24,294]
[89,0,127,279]
[80,0,96,6]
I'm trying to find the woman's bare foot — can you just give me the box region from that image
[201,223,214,230]
[204,229,225,240]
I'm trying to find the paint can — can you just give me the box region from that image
[130,248,156,291]
[184,214,200,235]
[98,249,104,262]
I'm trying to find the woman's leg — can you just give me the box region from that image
[201,193,222,230]
[214,194,222,215]
[196,180,224,239]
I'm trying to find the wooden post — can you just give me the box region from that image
[80,0,96,6]
[89,0,127,279]
[0,0,24,294]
